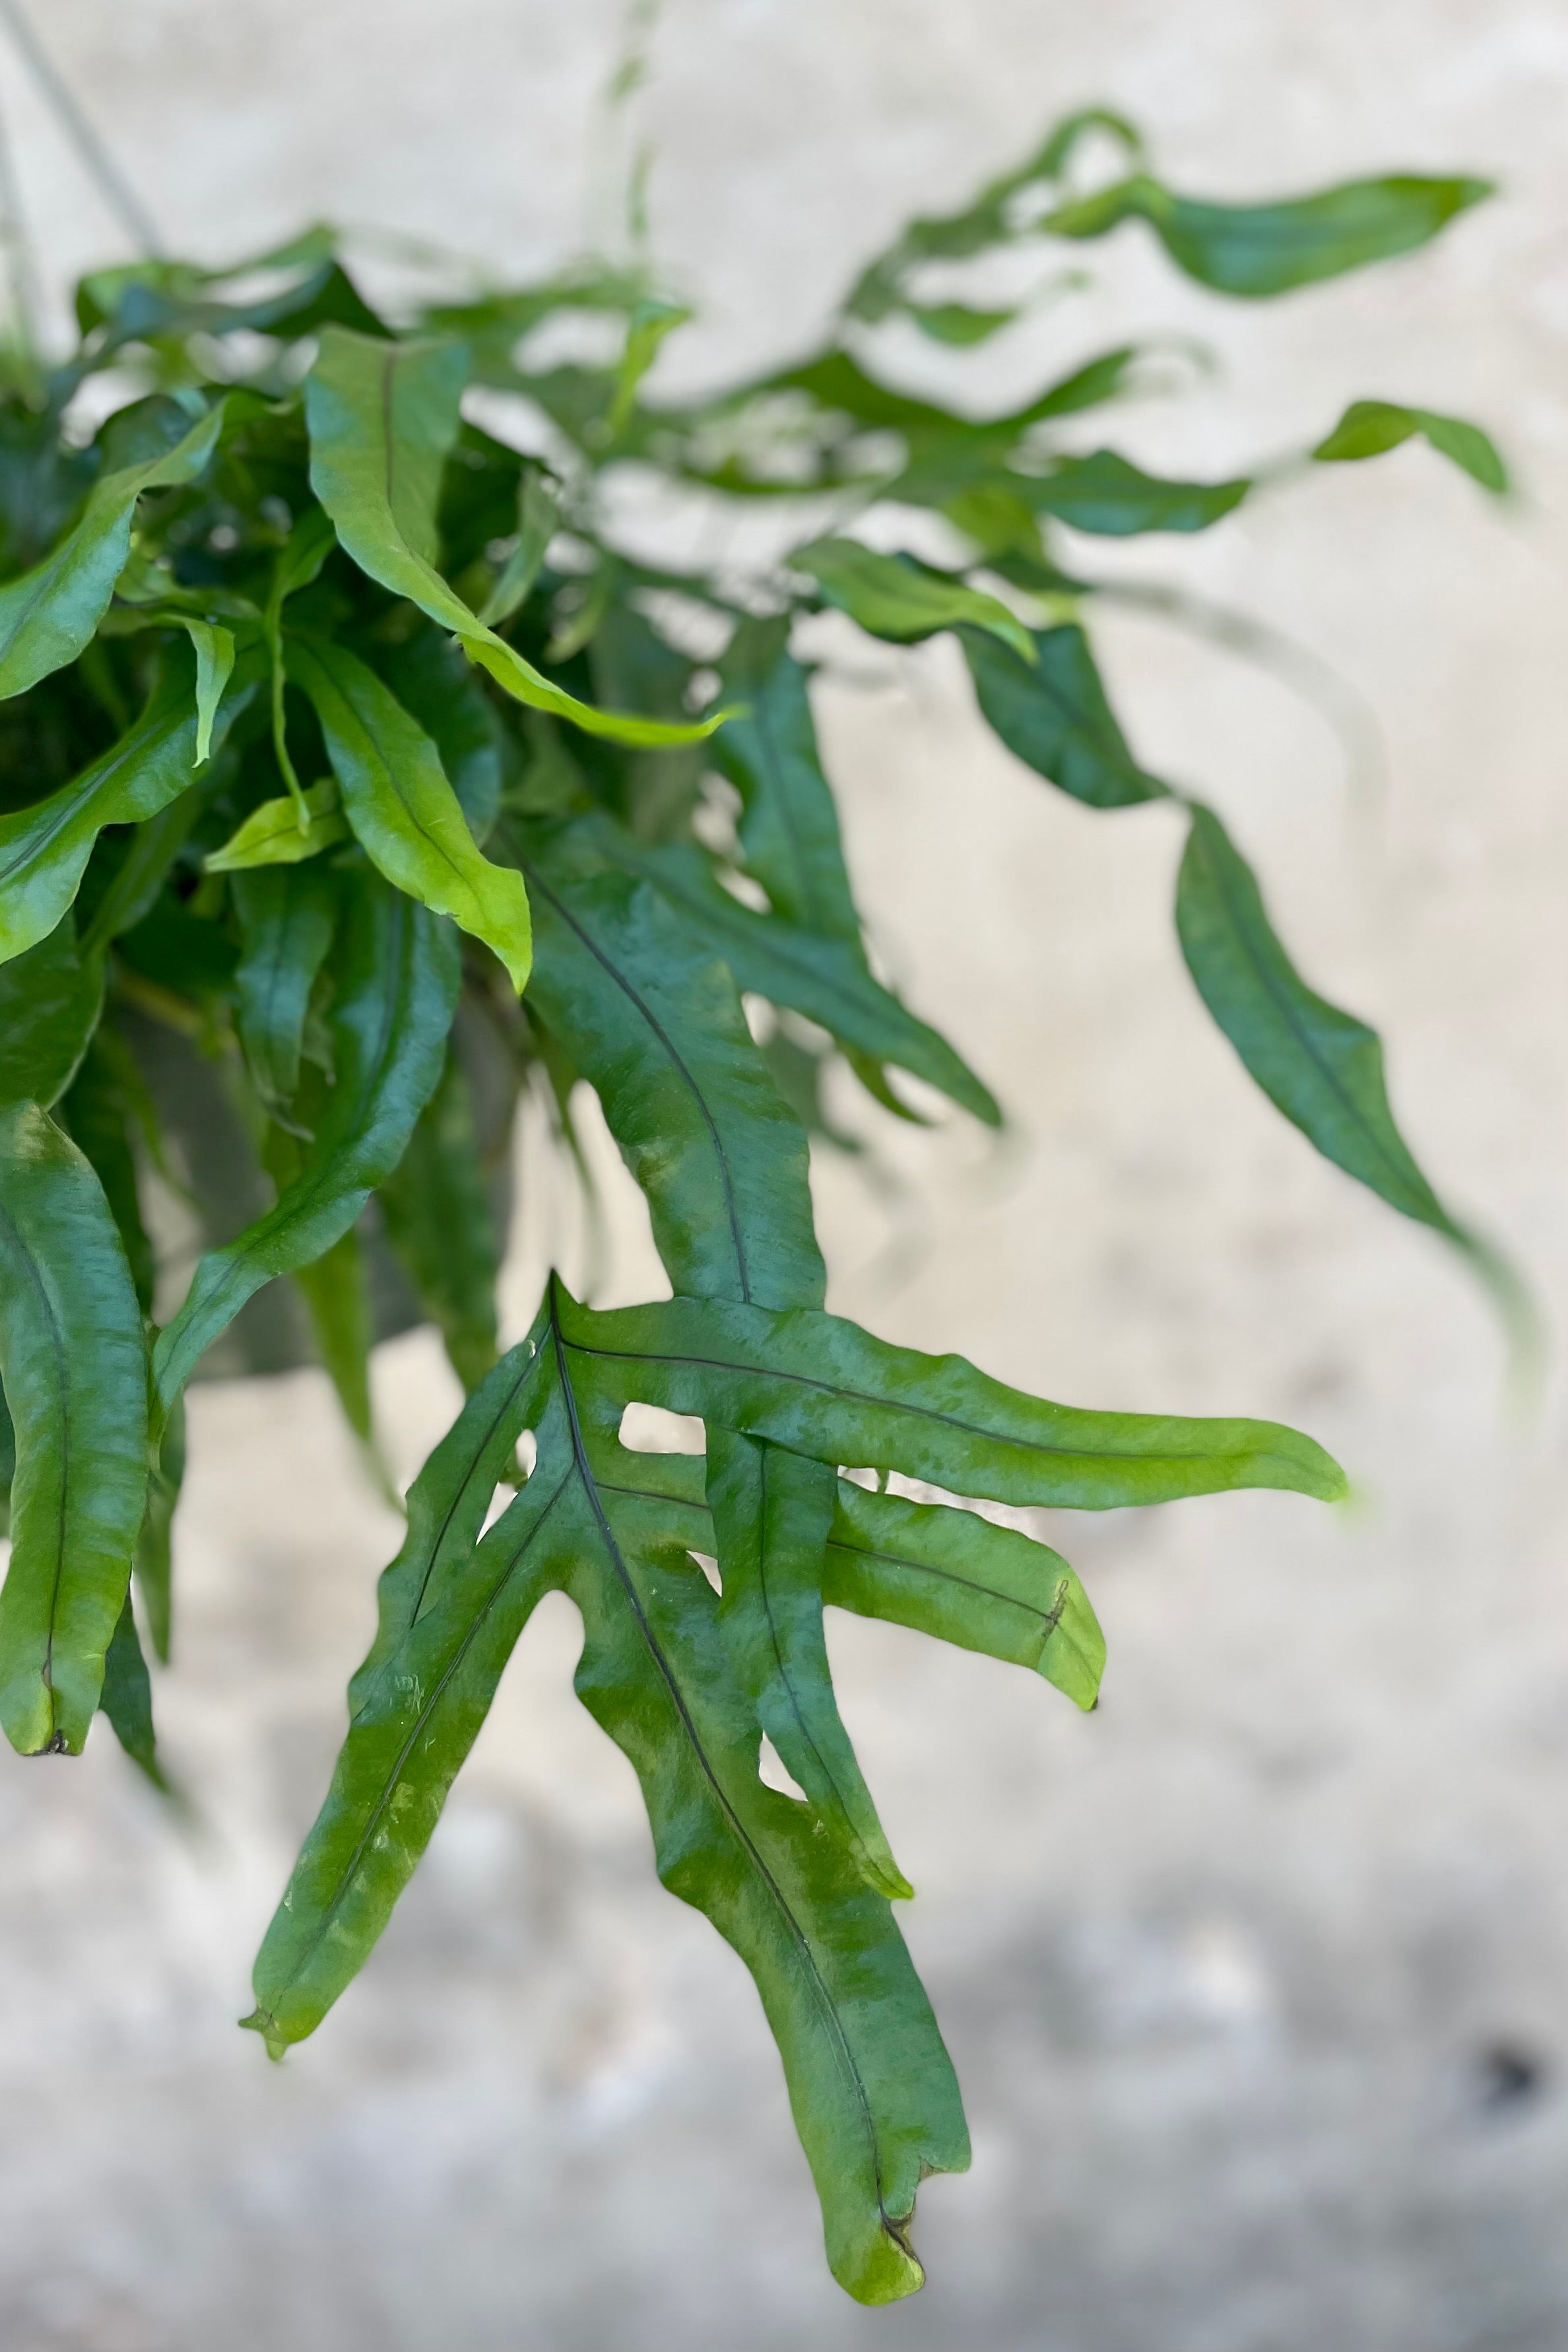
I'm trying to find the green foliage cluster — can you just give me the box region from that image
[0,109,1513,2299]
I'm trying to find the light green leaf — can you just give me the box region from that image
[0,913,104,1108]
[177,617,236,764]
[964,622,1170,808]
[824,1481,1103,1712]
[304,327,730,748]
[0,1102,148,1754]
[1312,398,1507,492]
[204,779,350,872]
[379,623,507,840]
[152,874,459,1416]
[0,401,225,702]
[230,864,338,1118]
[1041,171,1490,297]
[288,635,533,990]
[0,644,254,964]
[907,302,1019,346]
[796,539,1036,663]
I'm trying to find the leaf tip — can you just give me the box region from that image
[240,2006,291,2062]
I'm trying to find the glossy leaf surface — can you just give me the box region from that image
[289,636,532,988]
[230,865,337,1118]
[205,779,350,871]
[0,647,252,964]
[1176,802,1476,1253]
[0,915,104,1108]
[0,98,1515,2316]
[306,328,727,748]
[152,876,459,1414]
[0,1103,147,1753]
[378,1043,502,1392]
[0,403,224,702]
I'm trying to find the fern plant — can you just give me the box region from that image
[0,106,1517,2303]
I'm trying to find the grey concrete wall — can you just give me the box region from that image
[1,5,1567,2347]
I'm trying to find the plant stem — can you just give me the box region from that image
[0,0,162,258]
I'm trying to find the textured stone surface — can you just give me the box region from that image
[1,4,1567,2347]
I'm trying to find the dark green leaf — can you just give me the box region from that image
[378,1042,501,1392]
[136,1400,183,1664]
[1042,171,1490,297]
[97,1591,170,1791]
[964,622,1170,808]
[708,1427,911,1899]
[824,1481,1103,1711]
[517,827,824,1311]
[1020,449,1251,535]
[0,1102,148,1753]
[578,816,998,1125]
[152,874,460,1414]
[556,1280,1346,1512]
[0,912,103,1107]
[230,863,338,1118]
[251,1310,969,2305]
[1175,802,1485,1261]
[293,1222,376,1446]
[713,622,862,941]
[58,1032,156,1316]
[79,789,207,956]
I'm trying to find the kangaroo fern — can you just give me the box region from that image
[0,108,1518,2302]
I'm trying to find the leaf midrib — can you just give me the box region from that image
[563,1333,1298,1479]
[550,1293,900,2235]
[525,862,752,1302]
[1185,814,1444,1227]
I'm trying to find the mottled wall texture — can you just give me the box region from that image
[3,6,1567,2349]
